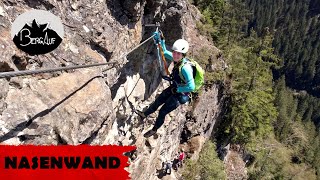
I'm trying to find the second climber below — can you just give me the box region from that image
[137,31,195,138]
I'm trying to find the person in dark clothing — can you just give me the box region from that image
[137,32,195,138]
[164,161,172,175]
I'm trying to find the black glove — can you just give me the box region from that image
[171,87,177,94]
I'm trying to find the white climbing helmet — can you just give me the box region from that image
[172,39,189,54]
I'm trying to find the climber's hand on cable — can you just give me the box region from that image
[153,31,160,44]
[171,87,177,94]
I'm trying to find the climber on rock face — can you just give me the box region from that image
[177,150,186,168]
[136,31,195,138]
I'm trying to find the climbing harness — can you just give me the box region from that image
[0,35,155,78]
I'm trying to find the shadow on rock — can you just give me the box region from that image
[0,75,103,143]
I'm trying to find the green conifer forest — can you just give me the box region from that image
[185,0,320,179]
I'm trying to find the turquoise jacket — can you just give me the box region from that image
[160,40,195,93]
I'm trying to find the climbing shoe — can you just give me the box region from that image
[144,129,157,138]
[135,110,146,120]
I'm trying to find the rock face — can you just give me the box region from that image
[0,0,226,179]
[224,148,248,180]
